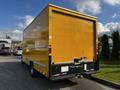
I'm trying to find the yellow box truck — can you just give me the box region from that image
[22,4,99,80]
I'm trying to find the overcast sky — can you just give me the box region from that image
[0,0,120,40]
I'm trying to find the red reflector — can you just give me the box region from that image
[49,48,51,53]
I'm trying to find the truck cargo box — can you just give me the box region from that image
[23,4,99,80]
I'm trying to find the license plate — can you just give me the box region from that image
[61,66,69,72]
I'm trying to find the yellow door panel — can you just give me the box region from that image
[51,11,95,63]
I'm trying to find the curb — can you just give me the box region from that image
[87,76,120,89]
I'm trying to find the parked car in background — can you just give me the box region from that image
[13,47,22,56]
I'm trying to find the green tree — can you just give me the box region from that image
[111,31,120,60]
[101,34,110,59]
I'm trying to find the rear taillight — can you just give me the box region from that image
[49,48,51,53]
[49,45,51,54]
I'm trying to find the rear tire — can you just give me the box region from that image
[30,61,36,77]
[21,60,25,64]
[83,74,91,78]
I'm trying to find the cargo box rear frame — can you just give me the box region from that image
[22,4,99,80]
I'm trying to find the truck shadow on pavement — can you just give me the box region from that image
[0,61,77,90]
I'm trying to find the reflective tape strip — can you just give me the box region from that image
[34,61,46,68]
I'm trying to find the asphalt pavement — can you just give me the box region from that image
[0,56,116,90]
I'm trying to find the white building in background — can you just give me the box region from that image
[0,38,12,47]
[0,29,23,55]
[0,38,12,54]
